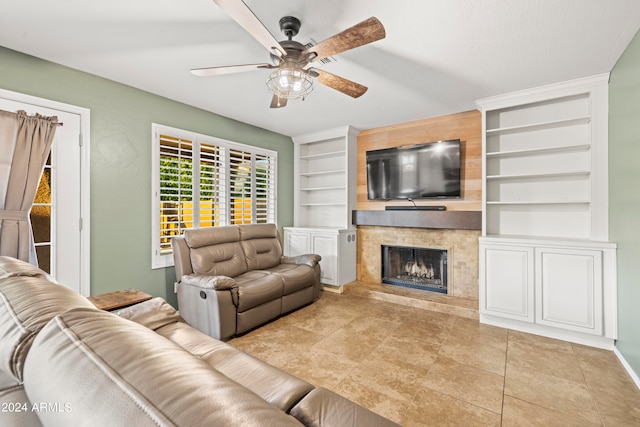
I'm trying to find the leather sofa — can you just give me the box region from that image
[0,256,398,426]
[172,223,322,340]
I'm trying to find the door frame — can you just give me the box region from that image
[0,87,91,296]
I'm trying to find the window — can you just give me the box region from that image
[31,153,52,273]
[152,124,277,268]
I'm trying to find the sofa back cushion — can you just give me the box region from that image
[239,224,283,270]
[184,226,248,277]
[24,308,303,427]
[0,257,94,382]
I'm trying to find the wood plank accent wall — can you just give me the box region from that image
[357,110,482,211]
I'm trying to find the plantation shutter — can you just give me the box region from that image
[199,141,226,227]
[229,148,253,224]
[255,152,276,223]
[158,134,194,255]
[153,124,278,268]
[228,148,277,225]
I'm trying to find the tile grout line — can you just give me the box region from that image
[571,342,606,426]
[500,329,511,427]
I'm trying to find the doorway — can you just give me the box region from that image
[0,89,90,296]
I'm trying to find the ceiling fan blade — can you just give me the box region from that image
[302,17,385,62]
[270,94,288,109]
[190,63,272,77]
[213,0,287,57]
[312,69,368,98]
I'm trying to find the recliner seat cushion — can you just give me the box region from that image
[259,263,317,295]
[154,319,314,413]
[24,308,303,427]
[233,271,284,312]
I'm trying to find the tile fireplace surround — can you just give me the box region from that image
[356,225,480,315]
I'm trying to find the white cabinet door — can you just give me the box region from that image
[481,244,534,321]
[311,233,337,284]
[535,248,603,335]
[284,230,311,256]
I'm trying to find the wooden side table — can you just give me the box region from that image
[88,290,152,311]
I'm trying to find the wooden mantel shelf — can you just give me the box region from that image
[352,210,482,230]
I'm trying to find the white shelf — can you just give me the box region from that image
[300,150,345,160]
[300,186,346,191]
[300,203,346,207]
[477,75,615,345]
[478,73,610,242]
[486,200,590,205]
[486,144,591,158]
[299,169,345,177]
[486,171,591,180]
[486,116,591,135]
[293,126,358,230]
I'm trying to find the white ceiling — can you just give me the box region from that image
[1,0,639,137]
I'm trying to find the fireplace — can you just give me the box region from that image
[381,245,448,293]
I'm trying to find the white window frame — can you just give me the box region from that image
[151,123,277,268]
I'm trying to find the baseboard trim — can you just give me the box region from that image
[614,346,640,390]
[322,284,344,294]
[480,314,615,350]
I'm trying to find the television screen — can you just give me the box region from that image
[366,139,461,200]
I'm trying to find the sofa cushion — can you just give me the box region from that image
[116,297,183,330]
[282,253,322,269]
[181,273,237,290]
[0,384,43,427]
[184,225,240,247]
[190,242,248,277]
[0,370,19,391]
[234,271,284,312]
[290,387,401,427]
[24,308,303,427]
[156,320,315,413]
[260,263,317,295]
[0,256,53,281]
[183,226,249,277]
[238,224,283,270]
[240,237,282,270]
[0,257,94,382]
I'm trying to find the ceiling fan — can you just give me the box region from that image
[191,0,386,108]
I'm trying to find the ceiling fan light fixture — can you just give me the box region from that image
[266,67,313,99]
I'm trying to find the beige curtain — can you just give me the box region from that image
[0,109,59,264]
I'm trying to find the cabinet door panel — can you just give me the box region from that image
[284,231,310,256]
[311,234,337,284]
[535,248,603,334]
[481,245,534,321]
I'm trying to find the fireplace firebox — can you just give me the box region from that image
[381,245,448,293]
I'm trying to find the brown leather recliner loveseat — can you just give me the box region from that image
[171,223,322,340]
[0,256,398,426]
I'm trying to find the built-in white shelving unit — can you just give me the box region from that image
[284,126,358,290]
[476,74,617,348]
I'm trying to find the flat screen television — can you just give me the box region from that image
[366,139,461,200]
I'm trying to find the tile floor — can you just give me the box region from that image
[229,290,640,426]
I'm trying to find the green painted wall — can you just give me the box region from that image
[0,46,294,306]
[609,30,640,378]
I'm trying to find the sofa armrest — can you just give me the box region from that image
[181,274,237,290]
[281,254,321,268]
[116,297,183,331]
